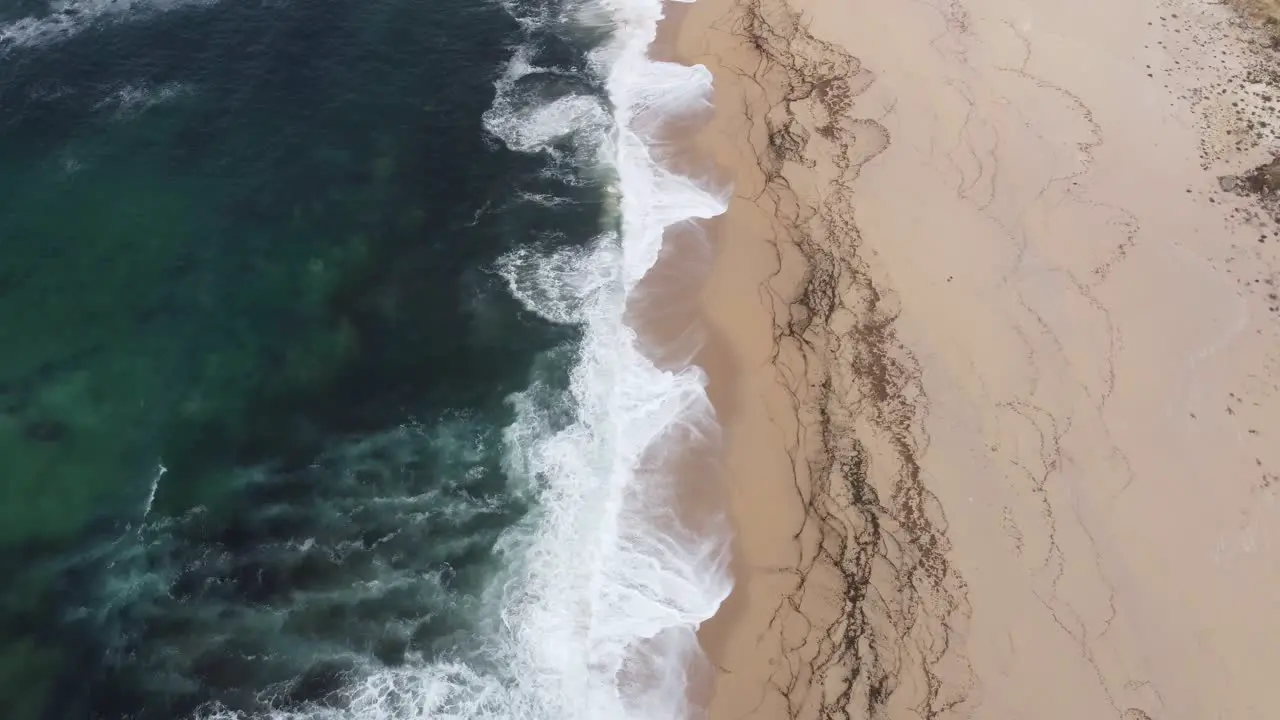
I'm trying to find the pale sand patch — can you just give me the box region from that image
[674,0,1280,718]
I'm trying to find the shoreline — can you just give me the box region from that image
[671,0,1280,717]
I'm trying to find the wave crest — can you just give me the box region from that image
[480,0,733,716]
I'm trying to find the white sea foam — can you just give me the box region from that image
[482,43,612,181]
[93,81,191,117]
[481,0,734,715]
[515,191,576,207]
[0,0,214,56]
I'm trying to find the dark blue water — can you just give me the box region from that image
[0,0,604,716]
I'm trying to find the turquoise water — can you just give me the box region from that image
[0,0,603,715]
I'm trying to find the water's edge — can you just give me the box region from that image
[479,0,733,714]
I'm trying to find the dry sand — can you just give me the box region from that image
[671,0,1280,717]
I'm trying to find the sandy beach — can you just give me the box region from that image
[673,0,1280,717]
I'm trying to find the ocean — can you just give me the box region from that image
[0,0,729,718]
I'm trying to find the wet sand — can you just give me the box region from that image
[674,0,1280,717]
